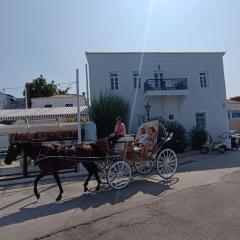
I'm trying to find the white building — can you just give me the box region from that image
[86,52,229,138]
[0,91,24,110]
[31,94,86,108]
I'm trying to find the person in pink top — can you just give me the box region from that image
[108,116,126,148]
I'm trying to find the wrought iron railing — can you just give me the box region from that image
[144,78,188,92]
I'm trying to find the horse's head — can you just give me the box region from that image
[4,141,22,165]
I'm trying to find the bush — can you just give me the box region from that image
[164,121,190,153]
[151,117,189,153]
[89,93,129,138]
[190,127,208,150]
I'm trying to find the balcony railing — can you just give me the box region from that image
[144,78,188,92]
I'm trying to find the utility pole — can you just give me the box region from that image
[85,64,90,121]
[76,68,81,143]
[25,84,28,109]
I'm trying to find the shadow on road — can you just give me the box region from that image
[0,177,178,228]
[177,151,240,173]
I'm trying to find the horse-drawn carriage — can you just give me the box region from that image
[4,120,178,201]
[96,120,178,190]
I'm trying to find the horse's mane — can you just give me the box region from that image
[89,143,106,157]
[14,141,106,158]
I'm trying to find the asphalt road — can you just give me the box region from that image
[1,151,240,240]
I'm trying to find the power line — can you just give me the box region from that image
[1,81,77,93]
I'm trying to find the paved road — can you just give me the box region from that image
[1,151,240,240]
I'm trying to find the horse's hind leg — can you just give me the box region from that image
[34,172,45,199]
[93,166,102,191]
[53,173,63,201]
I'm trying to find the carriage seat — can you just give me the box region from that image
[114,135,134,151]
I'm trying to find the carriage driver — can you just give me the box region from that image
[108,116,126,148]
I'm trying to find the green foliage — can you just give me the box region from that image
[150,117,189,153]
[164,121,190,153]
[23,75,69,107]
[230,96,240,102]
[89,93,129,138]
[190,127,208,150]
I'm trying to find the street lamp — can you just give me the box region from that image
[144,101,151,121]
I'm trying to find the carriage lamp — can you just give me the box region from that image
[144,101,151,121]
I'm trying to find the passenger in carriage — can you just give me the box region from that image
[108,116,126,148]
[141,126,157,159]
[134,127,147,147]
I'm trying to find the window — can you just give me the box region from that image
[109,72,119,90]
[44,104,52,108]
[133,71,141,89]
[154,71,164,89]
[232,111,240,118]
[199,71,209,88]
[169,114,174,121]
[65,103,73,107]
[196,112,207,129]
[155,72,163,79]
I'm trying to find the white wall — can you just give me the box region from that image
[31,95,86,108]
[86,52,229,138]
[0,135,9,149]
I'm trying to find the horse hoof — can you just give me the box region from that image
[56,195,62,201]
[35,193,40,200]
[84,186,88,192]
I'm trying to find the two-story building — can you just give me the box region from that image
[86,52,229,138]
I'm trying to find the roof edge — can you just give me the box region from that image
[85,51,226,56]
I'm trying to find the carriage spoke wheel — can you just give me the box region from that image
[134,158,154,174]
[107,161,132,190]
[156,149,177,179]
[97,159,112,183]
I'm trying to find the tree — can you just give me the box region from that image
[23,75,69,108]
[190,127,208,150]
[89,93,129,138]
[230,96,240,102]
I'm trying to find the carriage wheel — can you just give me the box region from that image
[134,159,154,174]
[156,148,177,179]
[107,161,132,190]
[97,159,113,183]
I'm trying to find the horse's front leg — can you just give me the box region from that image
[34,172,45,199]
[53,173,63,201]
[84,171,93,192]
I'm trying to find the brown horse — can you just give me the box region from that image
[4,141,105,201]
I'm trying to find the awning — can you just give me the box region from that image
[0,122,79,134]
[0,106,88,121]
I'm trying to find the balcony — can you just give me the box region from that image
[144,78,189,96]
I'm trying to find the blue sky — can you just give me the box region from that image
[0,0,239,98]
